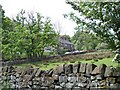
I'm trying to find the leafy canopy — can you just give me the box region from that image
[1,7,59,60]
[66,1,120,50]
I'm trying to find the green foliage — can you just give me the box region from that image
[66,1,120,51]
[96,42,109,50]
[72,29,101,50]
[1,8,59,60]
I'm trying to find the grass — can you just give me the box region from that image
[79,58,119,67]
[14,57,119,70]
[14,60,66,70]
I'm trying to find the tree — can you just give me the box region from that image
[72,29,100,50]
[66,1,120,62]
[0,5,16,59]
[1,8,59,60]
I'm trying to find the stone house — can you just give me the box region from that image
[58,36,75,51]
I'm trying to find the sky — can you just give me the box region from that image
[0,0,77,36]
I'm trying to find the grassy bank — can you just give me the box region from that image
[14,57,119,70]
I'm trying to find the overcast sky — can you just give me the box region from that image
[0,0,77,36]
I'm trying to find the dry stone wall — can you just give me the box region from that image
[0,63,120,89]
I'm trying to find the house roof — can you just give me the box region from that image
[58,38,73,45]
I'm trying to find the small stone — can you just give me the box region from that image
[66,82,74,88]
[96,74,103,80]
[55,85,62,88]
[11,84,16,88]
[60,82,66,87]
[52,74,59,81]
[117,77,120,83]
[28,81,33,86]
[78,75,87,83]
[91,76,96,80]
[90,81,98,87]
[59,74,67,83]
[106,77,116,84]
[77,82,87,87]
[68,76,77,83]
[16,73,20,78]
[109,83,120,88]
[99,80,106,87]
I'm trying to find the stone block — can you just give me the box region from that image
[15,68,22,74]
[0,61,5,67]
[47,77,54,84]
[112,67,120,77]
[35,69,41,77]
[86,64,96,75]
[22,75,33,84]
[53,64,65,75]
[3,66,8,72]
[68,76,77,83]
[0,67,4,73]
[78,75,87,83]
[32,68,38,76]
[26,68,34,75]
[104,66,113,77]
[91,64,106,75]
[41,70,47,76]
[20,66,33,76]
[48,69,54,76]
[73,63,80,74]
[64,64,73,74]
[79,63,87,73]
